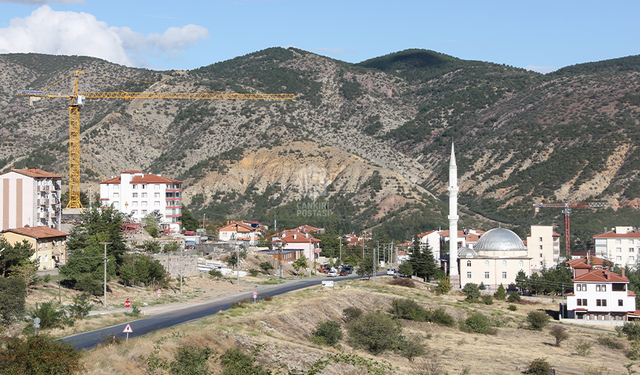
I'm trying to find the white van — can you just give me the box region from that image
[387,268,395,276]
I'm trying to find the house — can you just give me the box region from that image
[0,168,62,231]
[526,225,561,268]
[100,171,183,233]
[2,226,69,270]
[565,268,636,324]
[566,255,613,277]
[273,231,321,264]
[218,221,265,246]
[593,226,640,266]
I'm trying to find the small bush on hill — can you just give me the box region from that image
[549,325,569,347]
[597,335,625,350]
[575,341,593,356]
[435,276,452,295]
[67,293,92,320]
[30,301,69,329]
[507,292,521,303]
[209,269,223,278]
[219,347,270,375]
[481,295,493,305]
[462,313,492,334]
[527,311,550,330]
[390,299,427,321]
[508,304,517,311]
[427,308,456,327]
[343,307,363,323]
[347,311,403,355]
[170,346,214,375]
[311,320,343,347]
[388,278,416,288]
[526,358,553,374]
[623,322,640,341]
[399,334,425,361]
[0,335,83,375]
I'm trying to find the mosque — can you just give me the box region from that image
[447,144,533,291]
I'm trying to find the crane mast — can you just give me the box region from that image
[20,70,295,209]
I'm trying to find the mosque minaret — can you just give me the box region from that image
[448,143,460,286]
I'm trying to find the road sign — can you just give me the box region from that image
[33,317,40,329]
[123,324,133,333]
[124,300,131,308]
[157,289,162,298]
[252,291,257,300]
[322,280,334,287]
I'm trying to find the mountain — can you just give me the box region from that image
[1,48,640,243]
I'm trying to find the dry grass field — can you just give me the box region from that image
[70,278,635,375]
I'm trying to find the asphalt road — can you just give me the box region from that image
[62,273,370,350]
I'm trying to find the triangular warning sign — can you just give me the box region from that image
[123,324,133,333]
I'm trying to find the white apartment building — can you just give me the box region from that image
[566,268,636,323]
[593,226,640,267]
[526,225,561,269]
[100,171,182,233]
[0,168,62,231]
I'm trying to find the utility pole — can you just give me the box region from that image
[236,245,240,284]
[99,242,112,307]
[372,245,376,284]
[339,236,342,267]
[179,243,183,296]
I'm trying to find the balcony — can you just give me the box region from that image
[38,185,50,192]
[37,199,50,206]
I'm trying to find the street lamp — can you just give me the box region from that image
[99,242,112,307]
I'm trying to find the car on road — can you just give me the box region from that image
[386,268,395,276]
[327,270,338,277]
[339,270,347,276]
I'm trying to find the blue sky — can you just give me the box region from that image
[0,0,638,74]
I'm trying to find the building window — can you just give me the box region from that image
[502,271,507,279]
[131,210,138,215]
[132,193,138,198]
[142,210,147,215]
[154,201,160,207]
[630,248,635,253]
[596,299,607,307]
[142,193,147,198]
[467,260,471,267]
[577,299,587,306]
[539,237,543,242]
[155,184,160,190]
[113,193,119,198]
[519,260,523,268]
[631,240,635,245]
[502,260,507,267]
[540,253,543,258]
[485,261,489,267]
[132,184,137,189]
[467,272,472,279]
[142,184,147,189]
[617,247,622,253]
[630,256,635,262]
[619,299,624,307]
[155,192,160,198]
[132,201,138,207]
[617,239,622,244]
[484,272,490,279]
[539,245,543,250]
[617,256,622,261]
[596,284,607,292]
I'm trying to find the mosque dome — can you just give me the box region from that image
[457,247,477,258]
[474,228,526,251]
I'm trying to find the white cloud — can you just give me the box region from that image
[0,5,209,67]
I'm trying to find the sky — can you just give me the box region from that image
[0,0,638,74]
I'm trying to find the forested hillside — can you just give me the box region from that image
[1,48,639,246]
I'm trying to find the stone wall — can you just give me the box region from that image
[155,254,199,277]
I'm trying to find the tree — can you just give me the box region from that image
[163,241,181,253]
[0,237,35,278]
[515,270,529,293]
[292,255,308,273]
[0,277,26,325]
[66,205,127,266]
[549,325,569,347]
[181,208,199,232]
[399,262,413,277]
[525,358,553,375]
[356,254,375,278]
[60,243,116,296]
[30,302,67,330]
[435,276,452,295]
[312,320,343,346]
[462,283,481,303]
[259,262,274,274]
[143,210,163,238]
[407,237,438,281]
[67,293,92,320]
[494,283,507,300]
[9,258,38,294]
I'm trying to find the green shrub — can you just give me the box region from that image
[426,308,456,327]
[390,299,427,321]
[494,283,507,300]
[259,262,274,273]
[67,293,92,320]
[311,320,343,346]
[526,358,553,374]
[347,311,403,355]
[481,295,494,305]
[0,277,27,325]
[0,335,83,375]
[463,313,491,334]
[30,301,68,329]
[169,346,213,374]
[622,322,640,341]
[219,347,270,375]
[462,283,481,303]
[575,341,593,356]
[527,311,550,330]
[343,307,363,323]
[507,292,521,303]
[435,276,452,295]
[596,335,625,350]
[549,325,569,347]
[248,269,260,277]
[209,269,223,278]
[508,304,517,311]
[399,334,425,361]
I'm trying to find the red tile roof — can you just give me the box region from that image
[593,230,640,239]
[100,173,181,184]
[572,269,629,283]
[2,226,69,239]
[566,256,611,269]
[280,233,321,243]
[3,168,61,179]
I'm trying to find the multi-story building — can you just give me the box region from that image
[565,268,636,324]
[593,226,640,267]
[218,220,265,246]
[100,171,182,233]
[526,225,561,269]
[2,226,69,270]
[0,168,62,231]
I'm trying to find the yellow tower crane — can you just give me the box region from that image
[20,70,295,209]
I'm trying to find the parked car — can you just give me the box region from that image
[327,270,338,277]
[339,270,347,276]
[386,268,395,276]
